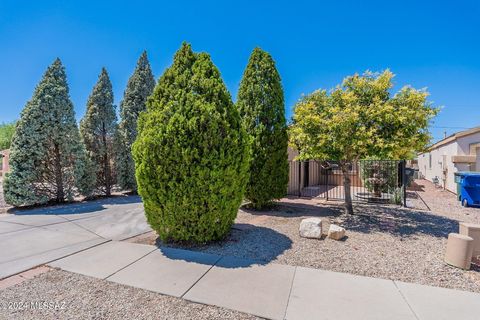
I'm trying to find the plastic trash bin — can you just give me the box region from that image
[456,172,480,207]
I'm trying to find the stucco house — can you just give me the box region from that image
[0,149,10,177]
[0,149,9,177]
[418,127,480,193]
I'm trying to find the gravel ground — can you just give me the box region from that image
[130,187,480,293]
[0,269,261,320]
[408,179,480,224]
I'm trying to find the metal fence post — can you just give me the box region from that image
[298,161,302,197]
[326,165,329,201]
[402,160,407,207]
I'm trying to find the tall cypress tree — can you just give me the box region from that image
[115,51,155,191]
[133,43,250,243]
[80,68,118,196]
[237,48,289,209]
[4,59,93,206]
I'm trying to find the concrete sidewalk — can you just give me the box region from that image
[49,241,480,320]
[0,196,151,279]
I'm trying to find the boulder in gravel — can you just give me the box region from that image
[328,224,346,240]
[299,218,322,239]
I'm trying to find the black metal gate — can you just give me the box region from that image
[287,159,407,206]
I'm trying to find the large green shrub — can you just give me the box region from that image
[115,52,155,192]
[237,48,288,209]
[4,59,93,206]
[133,43,250,243]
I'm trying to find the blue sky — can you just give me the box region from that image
[0,0,479,143]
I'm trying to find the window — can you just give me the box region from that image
[429,154,432,169]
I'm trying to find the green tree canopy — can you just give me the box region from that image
[80,68,118,196]
[4,59,92,206]
[290,70,438,214]
[0,121,16,150]
[133,43,250,243]
[116,51,155,191]
[237,48,288,209]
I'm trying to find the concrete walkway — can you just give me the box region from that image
[0,196,151,279]
[49,241,480,320]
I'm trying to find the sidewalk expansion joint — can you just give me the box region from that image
[393,281,420,320]
[180,255,223,299]
[282,266,297,320]
[57,215,107,240]
[104,247,157,280]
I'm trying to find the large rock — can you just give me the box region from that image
[328,224,346,240]
[299,218,322,239]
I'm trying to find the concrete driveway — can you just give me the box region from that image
[0,196,151,279]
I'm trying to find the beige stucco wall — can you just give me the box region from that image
[418,133,480,194]
[287,146,298,161]
[0,149,9,176]
[456,131,480,157]
[418,140,459,193]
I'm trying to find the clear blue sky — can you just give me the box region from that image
[1,0,479,143]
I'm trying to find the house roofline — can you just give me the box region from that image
[425,126,480,152]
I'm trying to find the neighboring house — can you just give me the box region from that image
[418,127,480,193]
[0,149,9,177]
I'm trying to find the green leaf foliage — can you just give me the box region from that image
[133,43,250,243]
[80,68,118,196]
[115,51,155,191]
[289,70,438,213]
[4,59,93,206]
[237,48,288,209]
[0,121,16,150]
[290,70,438,161]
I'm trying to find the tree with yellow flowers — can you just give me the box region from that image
[289,70,438,214]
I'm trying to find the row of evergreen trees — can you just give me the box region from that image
[4,53,155,206]
[4,44,288,229]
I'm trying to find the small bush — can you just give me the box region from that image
[390,186,404,205]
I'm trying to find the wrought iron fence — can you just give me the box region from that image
[287,159,407,206]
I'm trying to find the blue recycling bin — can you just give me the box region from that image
[455,172,480,207]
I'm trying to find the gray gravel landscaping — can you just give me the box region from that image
[408,179,480,224]
[129,182,480,293]
[0,269,261,320]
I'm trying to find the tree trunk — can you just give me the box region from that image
[102,122,111,196]
[53,143,65,202]
[341,162,354,214]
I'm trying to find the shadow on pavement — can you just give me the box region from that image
[156,223,293,268]
[7,195,142,216]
